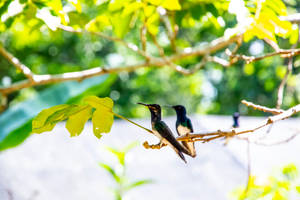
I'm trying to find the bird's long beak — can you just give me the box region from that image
[163,105,173,109]
[137,102,149,107]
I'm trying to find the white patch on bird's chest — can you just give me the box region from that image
[177,125,190,135]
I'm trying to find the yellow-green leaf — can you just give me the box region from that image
[68,0,82,13]
[146,12,160,35]
[66,105,92,137]
[92,109,114,138]
[110,12,133,38]
[83,96,113,110]
[86,15,111,32]
[296,186,300,193]
[121,2,142,17]
[84,96,114,138]
[32,104,70,133]
[161,0,181,11]
[146,0,181,10]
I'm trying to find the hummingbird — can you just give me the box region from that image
[232,112,240,128]
[138,103,190,163]
[171,105,196,158]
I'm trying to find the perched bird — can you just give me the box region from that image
[138,103,190,163]
[171,105,196,158]
[232,112,240,128]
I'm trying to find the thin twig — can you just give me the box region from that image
[229,48,300,64]
[58,25,151,60]
[158,7,177,52]
[0,45,34,81]
[0,60,165,95]
[242,100,284,115]
[113,112,153,134]
[176,102,300,142]
[140,24,147,53]
[252,132,299,146]
[276,57,293,109]
[150,33,165,58]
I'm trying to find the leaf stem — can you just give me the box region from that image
[113,113,153,134]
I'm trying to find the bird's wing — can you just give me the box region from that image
[154,121,188,154]
[187,118,194,133]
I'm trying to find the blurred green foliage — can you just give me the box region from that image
[99,142,152,200]
[1,0,300,149]
[230,164,300,200]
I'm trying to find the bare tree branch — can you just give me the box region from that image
[0,45,34,81]
[158,7,177,53]
[176,101,300,143]
[169,34,243,61]
[229,48,300,64]
[58,25,151,60]
[251,132,300,146]
[241,100,284,115]
[0,61,163,95]
[276,58,293,109]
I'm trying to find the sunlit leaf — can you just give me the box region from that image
[83,96,113,110]
[92,109,114,138]
[105,146,125,165]
[68,0,82,13]
[282,164,298,180]
[32,104,70,133]
[110,12,133,38]
[121,2,142,17]
[296,186,300,193]
[125,179,153,191]
[161,0,181,11]
[122,141,139,153]
[84,96,114,138]
[86,15,111,32]
[99,163,121,183]
[146,12,160,35]
[66,105,92,137]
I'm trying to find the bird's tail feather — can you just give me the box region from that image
[178,151,187,163]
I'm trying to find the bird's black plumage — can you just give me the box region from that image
[138,103,189,163]
[233,112,240,128]
[172,105,196,157]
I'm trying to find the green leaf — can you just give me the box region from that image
[1,76,109,151]
[105,146,126,166]
[66,105,92,137]
[0,121,32,151]
[146,12,160,35]
[206,4,218,17]
[92,109,114,138]
[110,12,133,38]
[32,104,70,133]
[282,164,298,180]
[86,15,111,32]
[122,141,139,153]
[190,4,204,20]
[83,96,114,110]
[0,0,10,16]
[84,96,114,138]
[99,163,121,183]
[125,179,153,191]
